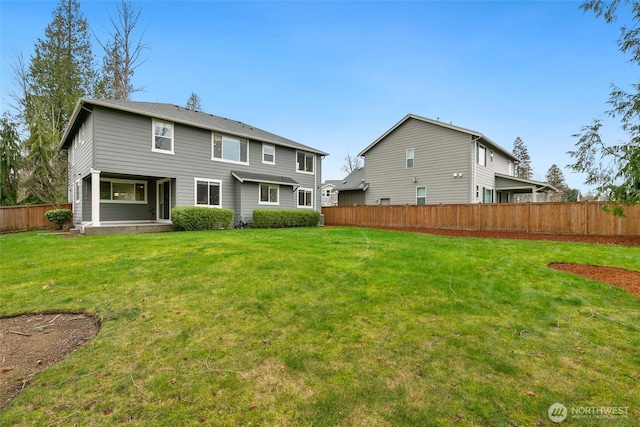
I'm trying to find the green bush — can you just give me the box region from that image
[171,206,234,231]
[45,209,73,230]
[252,209,320,228]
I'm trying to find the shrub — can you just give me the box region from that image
[252,209,320,228]
[45,209,73,230]
[171,206,234,231]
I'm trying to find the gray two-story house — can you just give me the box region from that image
[342,114,553,205]
[59,99,328,233]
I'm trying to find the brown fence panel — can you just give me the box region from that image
[0,203,72,233]
[322,202,640,236]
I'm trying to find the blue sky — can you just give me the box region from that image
[0,1,634,191]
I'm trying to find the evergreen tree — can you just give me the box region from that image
[99,0,148,100]
[0,113,22,206]
[186,92,203,110]
[568,0,640,216]
[512,137,533,179]
[545,164,569,201]
[18,0,97,205]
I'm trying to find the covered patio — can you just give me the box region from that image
[495,173,558,203]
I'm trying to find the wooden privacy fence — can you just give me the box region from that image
[322,202,640,236]
[0,203,72,233]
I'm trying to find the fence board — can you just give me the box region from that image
[0,203,72,233]
[322,202,640,236]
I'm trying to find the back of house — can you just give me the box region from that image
[59,99,328,231]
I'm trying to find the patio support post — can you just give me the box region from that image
[91,169,101,226]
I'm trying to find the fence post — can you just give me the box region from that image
[26,204,31,231]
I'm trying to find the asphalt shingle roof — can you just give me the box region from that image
[60,98,328,156]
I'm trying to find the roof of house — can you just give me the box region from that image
[59,98,328,155]
[359,113,518,161]
[322,180,343,188]
[334,167,368,191]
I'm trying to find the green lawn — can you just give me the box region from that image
[1,227,638,426]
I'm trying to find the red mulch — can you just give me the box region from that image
[549,263,640,298]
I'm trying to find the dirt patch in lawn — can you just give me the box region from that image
[0,312,100,411]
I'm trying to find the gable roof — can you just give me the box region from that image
[359,113,518,161]
[59,98,328,155]
[334,167,368,191]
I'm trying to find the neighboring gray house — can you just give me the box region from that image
[59,99,328,232]
[357,114,555,205]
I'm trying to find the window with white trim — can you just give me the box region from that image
[153,120,174,154]
[100,179,147,203]
[259,183,279,204]
[296,151,314,173]
[406,148,414,169]
[477,143,486,166]
[212,134,248,163]
[416,187,426,205]
[297,188,313,208]
[195,178,222,207]
[262,144,275,164]
[483,187,493,203]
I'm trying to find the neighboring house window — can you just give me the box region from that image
[483,187,493,203]
[100,179,147,203]
[323,189,332,197]
[297,152,314,173]
[416,187,426,205]
[297,188,313,208]
[262,144,275,164]
[259,183,279,204]
[153,120,174,154]
[508,161,513,176]
[406,148,414,169]
[477,144,486,166]
[212,134,248,163]
[195,178,222,207]
[380,198,391,205]
[490,150,494,162]
[476,186,480,199]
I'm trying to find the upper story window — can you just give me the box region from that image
[297,151,314,173]
[100,179,147,203]
[262,144,275,164]
[406,148,414,169]
[212,134,248,164]
[508,161,514,176]
[477,144,486,166]
[259,183,279,204]
[195,178,221,207]
[153,120,174,154]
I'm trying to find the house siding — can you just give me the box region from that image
[67,115,94,224]
[363,118,471,205]
[86,106,320,222]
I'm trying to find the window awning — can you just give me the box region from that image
[231,170,300,189]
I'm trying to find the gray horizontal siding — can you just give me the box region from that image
[364,118,471,205]
[90,106,321,218]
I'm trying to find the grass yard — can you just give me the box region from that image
[0,227,639,426]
